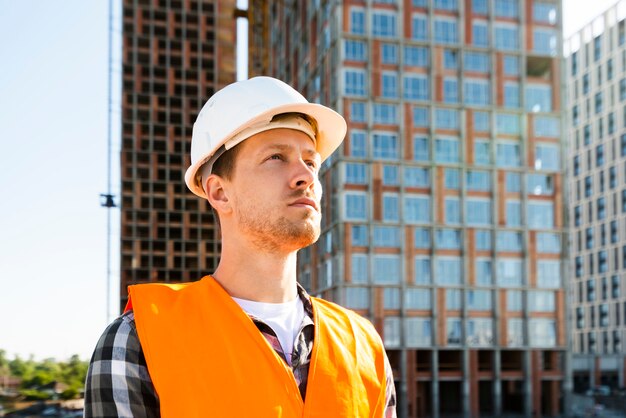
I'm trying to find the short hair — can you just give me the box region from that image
[210,143,241,181]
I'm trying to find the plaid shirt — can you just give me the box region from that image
[84,287,397,417]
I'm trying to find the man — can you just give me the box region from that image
[85,77,396,417]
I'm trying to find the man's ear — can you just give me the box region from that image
[205,175,232,214]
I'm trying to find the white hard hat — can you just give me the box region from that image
[185,76,347,199]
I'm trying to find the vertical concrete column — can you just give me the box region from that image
[399,349,409,418]
[620,356,625,388]
[494,350,502,416]
[524,350,533,418]
[432,350,440,418]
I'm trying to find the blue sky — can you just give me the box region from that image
[0,0,618,361]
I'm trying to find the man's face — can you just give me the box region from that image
[224,128,323,252]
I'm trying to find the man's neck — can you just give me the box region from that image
[212,240,299,303]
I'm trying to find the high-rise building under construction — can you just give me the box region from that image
[249,1,568,416]
[119,0,237,307]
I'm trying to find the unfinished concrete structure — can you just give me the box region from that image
[119,0,237,307]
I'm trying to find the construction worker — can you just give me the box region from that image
[84,77,397,417]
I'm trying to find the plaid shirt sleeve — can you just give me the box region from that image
[84,311,159,418]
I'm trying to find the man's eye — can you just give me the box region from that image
[269,154,283,161]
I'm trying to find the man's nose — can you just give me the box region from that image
[290,159,317,189]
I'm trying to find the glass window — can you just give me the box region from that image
[373,133,399,159]
[350,102,366,123]
[447,318,463,345]
[537,260,560,288]
[372,11,397,38]
[383,317,401,347]
[443,78,459,103]
[404,46,429,67]
[494,0,518,18]
[475,259,493,286]
[506,200,521,227]
[495,24,519,51]
[405,318,432,347]
[506,172,521,192]
[381,43,398,64]
[344,69,367,96]
[468,290,492,311]
[435,108,460,129]
[474,140,490,165]
[445,197,461,224]
[507,290,522,311]
[434,0,458,11]
[412,14,428,41]
[537,233,560,253]
[405,288,431,309]
[404,167,429,187]
[503,56,519,76]
[508,318,524,346]
[527,201,554,228]
[434,18,458,44]
[476,230,492,250]
[405,195,431,224]
[534,116,560,137]
[414,256,431,284]
[351,254,368,283]
[346,287,370,309]
[435,256,462,285]
[344,40,367,61]
[350,8,366,35]
[383,165,399,186]
[443,49,458,69]
[382,194,399,222]
[464,51,490,72]
[345,162,368,184]
[533,28,558,56]
[414,228,431,248]
[436,229,461,249]
[373,226,400,247]
[446,289,462,310]
[373,255,401,284]
[435,137,460,163]
[526,84,552,112]
[474,111,489,131]
[345,192,368,221]
[472,21,489,47]
[413,107,429,127]
[534,143,560,171]
[529,318,556,347]
[350,131,367,158]
[533,2,556,24]
[467,318,494,346]
[504,82,520,108]
[445,168,460,189]
[528,174,554,195]
[373,103,398,124]
[467,198,492,225]
[384,288,400,309]
[529,290,555,312]
[466,170,491,191]
[496,113,520,135]
[497,258,523,287]
[472,0,488,14]
[497,231,522,252]
[496,142,521,167]
[413,136,429,161]
[464,79,491,106]
[404,74,429,101]
[381,72,398,98]
[351,225,368,246]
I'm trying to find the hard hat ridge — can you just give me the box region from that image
[184,76,347,199]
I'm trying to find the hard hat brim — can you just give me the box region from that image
[184,102,347,199]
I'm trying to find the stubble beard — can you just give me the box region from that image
[236,202,321,253]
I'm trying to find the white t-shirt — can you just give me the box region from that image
[232,295,306,366]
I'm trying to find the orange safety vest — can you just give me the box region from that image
[127,276,387,417]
